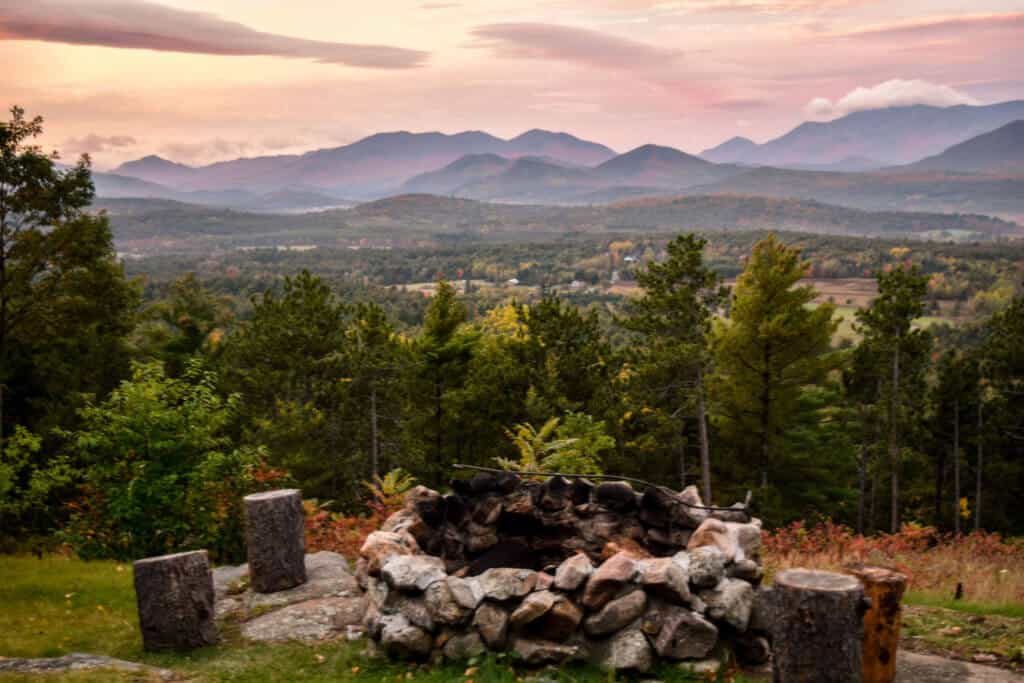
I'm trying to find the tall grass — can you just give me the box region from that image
[763,521,1024,607]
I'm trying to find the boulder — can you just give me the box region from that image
[729,558,763,584]
[509,590,558,628]
[471,495,503,525]
[553,553,594,591]
[570,478,594,505]
[686,547,727,589]
[540,477,573,511]
[405,485,444,525]
[425,579,473,625]
[379,614,432,659]
[672,485,710,529]
[466,523,499,553]
[700,578,754,631]
[646,605,718,660]
[381,509,429,546]
[581,552,637,610]
[687,518,739,562]
[479,568,537,601]
[594,481,637,512]
[534,597,583,642]
[534,572,554,591]
[638,557,690,604]
[711,502,750,524]
[473,602,509,649]
[583,589,647,637]
[381,555,446,592]
[240,596,366,642]
[592,627,653,673]
[638,486,677,528]
[383,593,434,631]
[442,631,486,661]
[726,520,763,563]
[733,633,771,665]
[512,638,581,665]
[360,530,419,575]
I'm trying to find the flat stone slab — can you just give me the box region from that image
[0,653,177,680]
[240,596,367,642]
[894,651,1024,683]
[215,551,360,619]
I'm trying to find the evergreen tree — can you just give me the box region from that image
[855,264,931,532]
[621,234,726,500]
[711,234,840,492]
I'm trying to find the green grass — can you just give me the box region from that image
[905,591,1024,619]
[0,555,750,682]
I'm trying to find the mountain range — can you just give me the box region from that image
[102,102,1024,218]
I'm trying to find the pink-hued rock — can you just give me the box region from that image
[581,552,637,610]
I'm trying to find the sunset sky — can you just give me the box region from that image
[2,0,1022,168]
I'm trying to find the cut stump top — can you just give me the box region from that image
[244,489,301,502]
[776,568,863,593]
[133,550,208,567]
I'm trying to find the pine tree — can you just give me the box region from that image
[621,234,726,501]
[712,234,840,491]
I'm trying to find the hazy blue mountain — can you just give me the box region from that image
[112,155,198,187]
[700,101,1024,167]
[401,153,513,195]
[902,120,1024,174]
[506,129,615,165]
[595,144,738,187]
[700,136,757,163]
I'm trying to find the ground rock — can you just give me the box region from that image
[582,552,637,610]
[379,614,432,658]
[479,568,537,601]
[510,590,558,628]
[592,627,653,673]
[381,554,446,592]
[240,596,367,642]
[0,654,177,680]
[442,631,486,660]
[512,638,581,665]
[473,602,509,649]
[583,589,647,637]
[554,553,594,591]
[700,578,754,631]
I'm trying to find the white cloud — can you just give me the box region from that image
[805,79,980,118]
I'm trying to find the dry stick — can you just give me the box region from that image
[451,463,752,513]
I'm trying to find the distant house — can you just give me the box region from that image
[624,255,637,263]
[507,278,520,285]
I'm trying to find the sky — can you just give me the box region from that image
[2,0,1022,169]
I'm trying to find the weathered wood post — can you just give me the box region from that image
[244,489,307,593]
[845,565,908,683]
[133,550,218,650]
[772,569,867,683]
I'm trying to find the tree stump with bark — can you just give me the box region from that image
[771,569,867,683]
[845,564,908,683]
[244,489,307,593]
[133,550,218,651]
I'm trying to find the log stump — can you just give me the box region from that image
[845,565,908,683]
[133,550,218,651]
[772,569,867,683]
[244,489,307,593]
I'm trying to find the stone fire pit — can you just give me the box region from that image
[356,472,771,673]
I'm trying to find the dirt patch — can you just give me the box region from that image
[902,605,1024,673]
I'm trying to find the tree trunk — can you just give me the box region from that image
[370,385,380,479]
[677,420,687,490]
[244,489,307,593]
[696,365,712,505]
[844,565,908,683]
[975,400,983,532]
[857,407,869,535]
[953,399,961,535]
[889,350,900,533]
[869,473,877,534]
[772,569,866,683]
[133,550,218,651]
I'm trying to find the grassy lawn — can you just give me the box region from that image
[0,556,748,682]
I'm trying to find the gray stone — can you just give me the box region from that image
[359,530,419,575]
[235,551,361,616]
[425,579,473,625]
[534,597,583,642]
[384,592,435,631]
[700,577,754,631]
[473,602,509,649]
[479,568,537,601]
[687,546,727,589]
[581,552,637,610]
[638,557,690,604]
[442,631,486,661]
[512,638,581,665]
[729,558,763,583]
[687,518,739,562]
[726,520,763,563]
[240,596,367,642]
[583,589,647,637]
[554,553,594,591]
[447,576,484,610]
[379,613,432,658]
[0,654,177,680]
[647,605,718,660]
[211,562,248,600]
[381,554,446,592]
[510,590,558,628]
[592,627,653,673]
